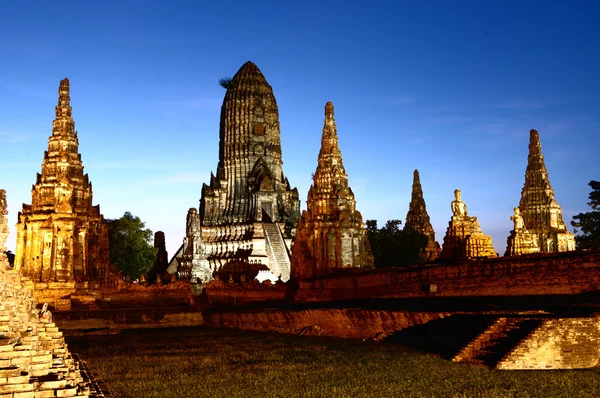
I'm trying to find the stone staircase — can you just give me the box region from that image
[452,317,543,368]
[263,223,291,282]
[0,268,112,397]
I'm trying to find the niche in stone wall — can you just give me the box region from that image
[253,123,265,135]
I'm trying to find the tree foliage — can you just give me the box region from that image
[366,219,427,268]
[106,212,157,280]
[571,180,600,250]
[219,76,233,89]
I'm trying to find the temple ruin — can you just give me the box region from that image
[439,189,498,261]
[404,169,440,262]
[171,62,300,283]
[14,78,110,285]
[291,102,373,279]
[506,129,576,255]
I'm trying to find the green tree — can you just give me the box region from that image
[106,212,157,280]
[571,180,600,249]
[366,219,427,268]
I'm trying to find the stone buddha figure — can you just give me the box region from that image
[451,189,468,219]
[511,207,525,230]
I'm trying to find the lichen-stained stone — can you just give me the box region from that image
[14,79,110,285]
[291,102,373,279]
[171,62,300,283]
[405,170,440,262]
[439,189,498,261]
[506,129,576,255]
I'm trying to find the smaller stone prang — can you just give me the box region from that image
[439,189,497,261]
[147,231,169,284]
[404,170,440,262]
[508,129,576,255]
[291,102,373,279]
[15,78,111,285]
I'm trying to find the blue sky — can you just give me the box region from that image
[1,1,599,257]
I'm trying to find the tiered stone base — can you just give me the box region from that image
[440,217,497,261]
[0,268,111,397]
[505,229,540,256]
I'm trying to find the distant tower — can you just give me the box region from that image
[14,78,110,284]
[506,129,576,255]
[291,102,373,279]
[404,170,440,262]
[172,62,300,282]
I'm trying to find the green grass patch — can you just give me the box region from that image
[66,327,600,398]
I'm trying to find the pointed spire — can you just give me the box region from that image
[514,129,575,252]
[405,170,440,261]
[410,169,423,203]
[405,171,434,238]
[319,101,340,155]
[53,78,75,137]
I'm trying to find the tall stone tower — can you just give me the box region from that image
[172,62,300,283]
[506,129,575,254]
[291,102,373,279]
[14,78,110,284]
[405,169,440,262]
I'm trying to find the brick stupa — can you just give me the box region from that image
[14,79,110,288]
[404,169,440,262]
[439,189,498,261]
[291,102,373,279]
[506,129,576,255]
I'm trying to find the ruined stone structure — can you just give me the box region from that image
[14,78,110,285]
[291,102,373,279]
[1,190,110,397]
[168,208,211,283]
[405,169,440,262]
[439,190,497,261]
[506,129,576,255]
[147,231,169,284]
[172,62,300,282]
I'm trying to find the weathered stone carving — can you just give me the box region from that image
[291,102,374,279]
[14,78,110,285]
[439,189,498,261]
[404,169,440,262]
[173,62,300,282]
[506,129,576,255]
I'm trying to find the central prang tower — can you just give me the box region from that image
[171,62,300,283]
[200,61,299,226]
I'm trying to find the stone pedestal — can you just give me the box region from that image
[440,190,497,261]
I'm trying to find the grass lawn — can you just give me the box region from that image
[66,327,600,398]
